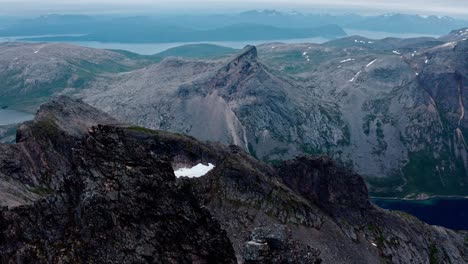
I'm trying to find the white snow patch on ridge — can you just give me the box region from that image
[340,58,354,63]
[174,163,215,178]
[366,59,377,68]
[349,71,362,82]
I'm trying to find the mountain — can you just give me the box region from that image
[1,12,467,43]
[255,36,468,197]
[346,14,468,35]
[76,37,467,197]
[80,45,346,161]
[439,28,468,42]
[156,44,238,59]
[0,14,99,37]
[0,42,157,112]
[0,96,466,263]
[0,32,467,198]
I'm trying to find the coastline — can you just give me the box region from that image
[371,195,468,201]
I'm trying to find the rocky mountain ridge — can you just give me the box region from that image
[0,97,466,263]
[0,30,467,197]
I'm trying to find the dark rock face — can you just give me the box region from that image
[242,225,322,264]
[0,98,236,263]
[0,97,467,264]
[277,156,372,217]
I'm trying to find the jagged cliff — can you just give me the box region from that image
[0,97,236,263]
[0,97,466,263]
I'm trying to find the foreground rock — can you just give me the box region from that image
[0,97,236,263]
[0,97,467,263]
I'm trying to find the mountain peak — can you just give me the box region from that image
[18,96,118,142]
[218,45,259,75]
[235,45,258,61]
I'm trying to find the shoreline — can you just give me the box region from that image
[371,195,468,201]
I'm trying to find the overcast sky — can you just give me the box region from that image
[1,0,467,17]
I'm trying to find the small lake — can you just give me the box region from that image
[373,197,468,230]
[0,109,34,125]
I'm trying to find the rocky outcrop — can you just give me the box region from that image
[242,225,321,263]
[0,97,236,263]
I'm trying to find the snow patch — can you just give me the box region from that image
[340,58,354,63]
[392,50,401,55]
[174,163,215,178]
[354,39,367,44]
[425,59,429,64]
[247,241,266,246]
[371,242,378,247]
[366,59,377,68]
[349,71,362,82]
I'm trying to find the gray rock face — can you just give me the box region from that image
[0,34,467,197]
[78,36,467,197]
[0,97,466,263]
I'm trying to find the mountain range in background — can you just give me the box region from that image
[1,27,467,198]
[0,11,467,44]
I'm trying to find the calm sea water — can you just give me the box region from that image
[19,37,331,55]
[373,198,468,230]
[0,109,34,125]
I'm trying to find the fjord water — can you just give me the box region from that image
[1,30,439,55]
[19,37,330,55]
[373,198,468,230]
[0,109,34,125]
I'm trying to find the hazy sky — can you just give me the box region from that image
[1,0,467,17]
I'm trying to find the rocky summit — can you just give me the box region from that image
[0,97,466,263]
